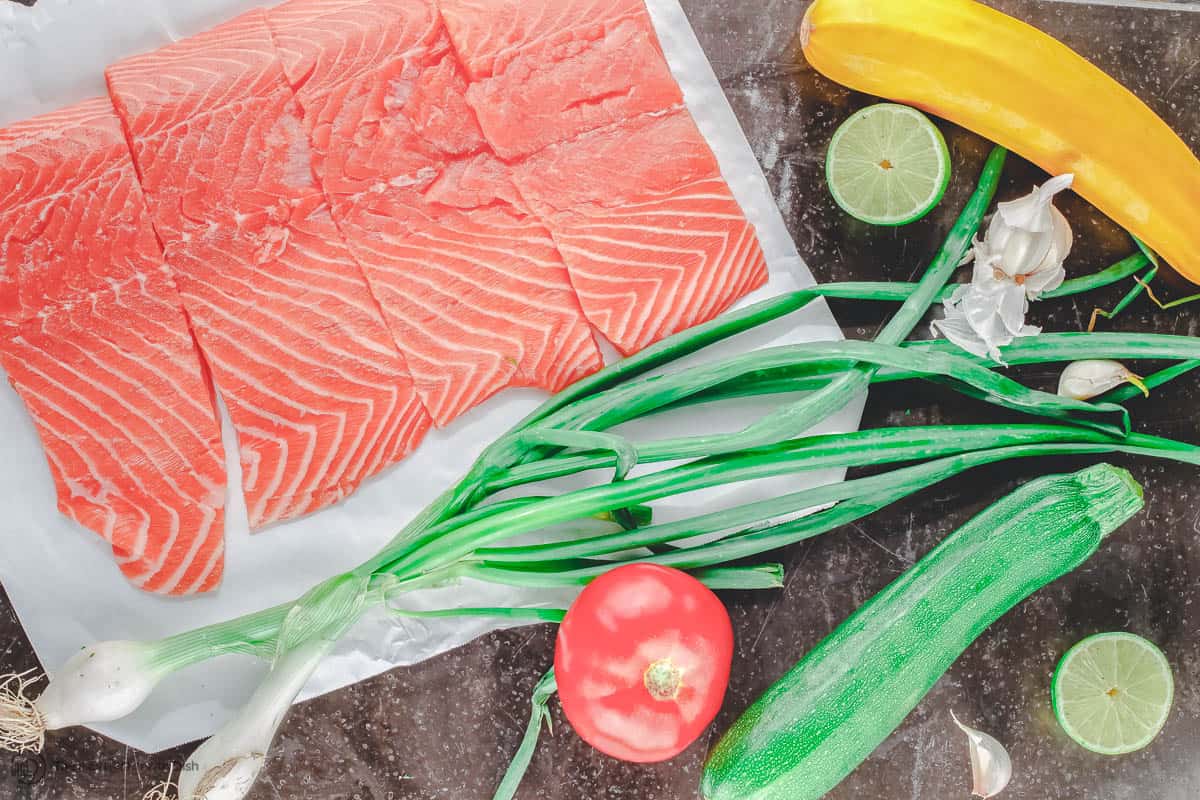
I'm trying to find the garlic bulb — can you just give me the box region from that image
[978,173,1074,293]
[1058,360,1147,400]
[933,175,1075,362]
[952,712,1013,798]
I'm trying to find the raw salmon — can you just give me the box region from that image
[106,10,432,528]
[439,0,766,351]
[514,109,769,354]
[266,0,603,425]
[0,99,227,595]
[438,0,651,79]
[439,0,682,159]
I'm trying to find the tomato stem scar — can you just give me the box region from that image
[644,659,683,701]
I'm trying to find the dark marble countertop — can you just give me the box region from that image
[2,0,1199,798]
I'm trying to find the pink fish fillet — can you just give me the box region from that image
[105,9,432,528]
[439,0,767,353]
[514,109,769,355]
[0,99,227,595]
[439,0,682,159]
[266,0,603,426]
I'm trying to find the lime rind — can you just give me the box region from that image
[1051,632,1174,755]
[825,103,951,226]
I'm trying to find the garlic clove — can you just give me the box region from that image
[997,226,1054,279]
[1024,261,1065,296]
[1058,359,1148,400]
[1050,206,1074,263]
[952,711,1013,798]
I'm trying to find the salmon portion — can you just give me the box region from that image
[514,109,769,354]
[440,0,681,159]
[106,10,432,528]
[265,0,453,196]
[440,0,766,352]
[0,99,227,595]
[338,154,604,422]
[266,0,603,426]
[438,0,651,80]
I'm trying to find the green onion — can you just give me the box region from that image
[815,250,1149,305]
[492,669,557,800]
[672,330,1200,410]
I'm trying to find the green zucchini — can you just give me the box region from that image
[702,463,1144,800]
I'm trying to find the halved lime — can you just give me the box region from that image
[1051,632,1174,755]
[825,103,951,226]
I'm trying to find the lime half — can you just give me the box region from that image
[825,103,951,226]
[1051,632,1174,755]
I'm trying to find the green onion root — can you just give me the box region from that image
[0,670,46,753]
[140,765,175,800]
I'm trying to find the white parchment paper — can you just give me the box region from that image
[0,0,863,752]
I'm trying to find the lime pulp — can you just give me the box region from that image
[1051,632,1174,755]
[825,103,951,226]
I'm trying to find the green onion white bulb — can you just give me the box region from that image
[0,640,168,753]
[177,637,333,800]
[37,641,168,730]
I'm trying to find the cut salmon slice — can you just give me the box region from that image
[0,99,227,595]
[440,0,681,159]
[106,9,432,528]
[337,153,604,423]
[266,0,603,426]
[438,0,652,80]
[266,0,482,203]
[514,109,770,355]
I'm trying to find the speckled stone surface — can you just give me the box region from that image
[2,0,1199,798]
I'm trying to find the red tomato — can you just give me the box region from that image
[554,563,734,763]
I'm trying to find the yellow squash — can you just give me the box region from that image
[801,0,1200,283]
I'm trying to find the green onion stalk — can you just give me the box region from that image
[2,148,1199,800]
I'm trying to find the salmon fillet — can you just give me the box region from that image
[0,99,227,595]
[439,0,682,159]
[514,109,769,354]
[106,9,432,528]
[266,0,603,425]
[440,0,766,352]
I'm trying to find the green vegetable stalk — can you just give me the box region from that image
[701,464,1145,800]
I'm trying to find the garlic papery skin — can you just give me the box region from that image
[933,282,1041,362]
[177,636,332,800]
[1058,359,1147,400]
[952,712,1013,798]
[35,640,168,731]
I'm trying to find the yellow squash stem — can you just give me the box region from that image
[801,0,1200,282]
